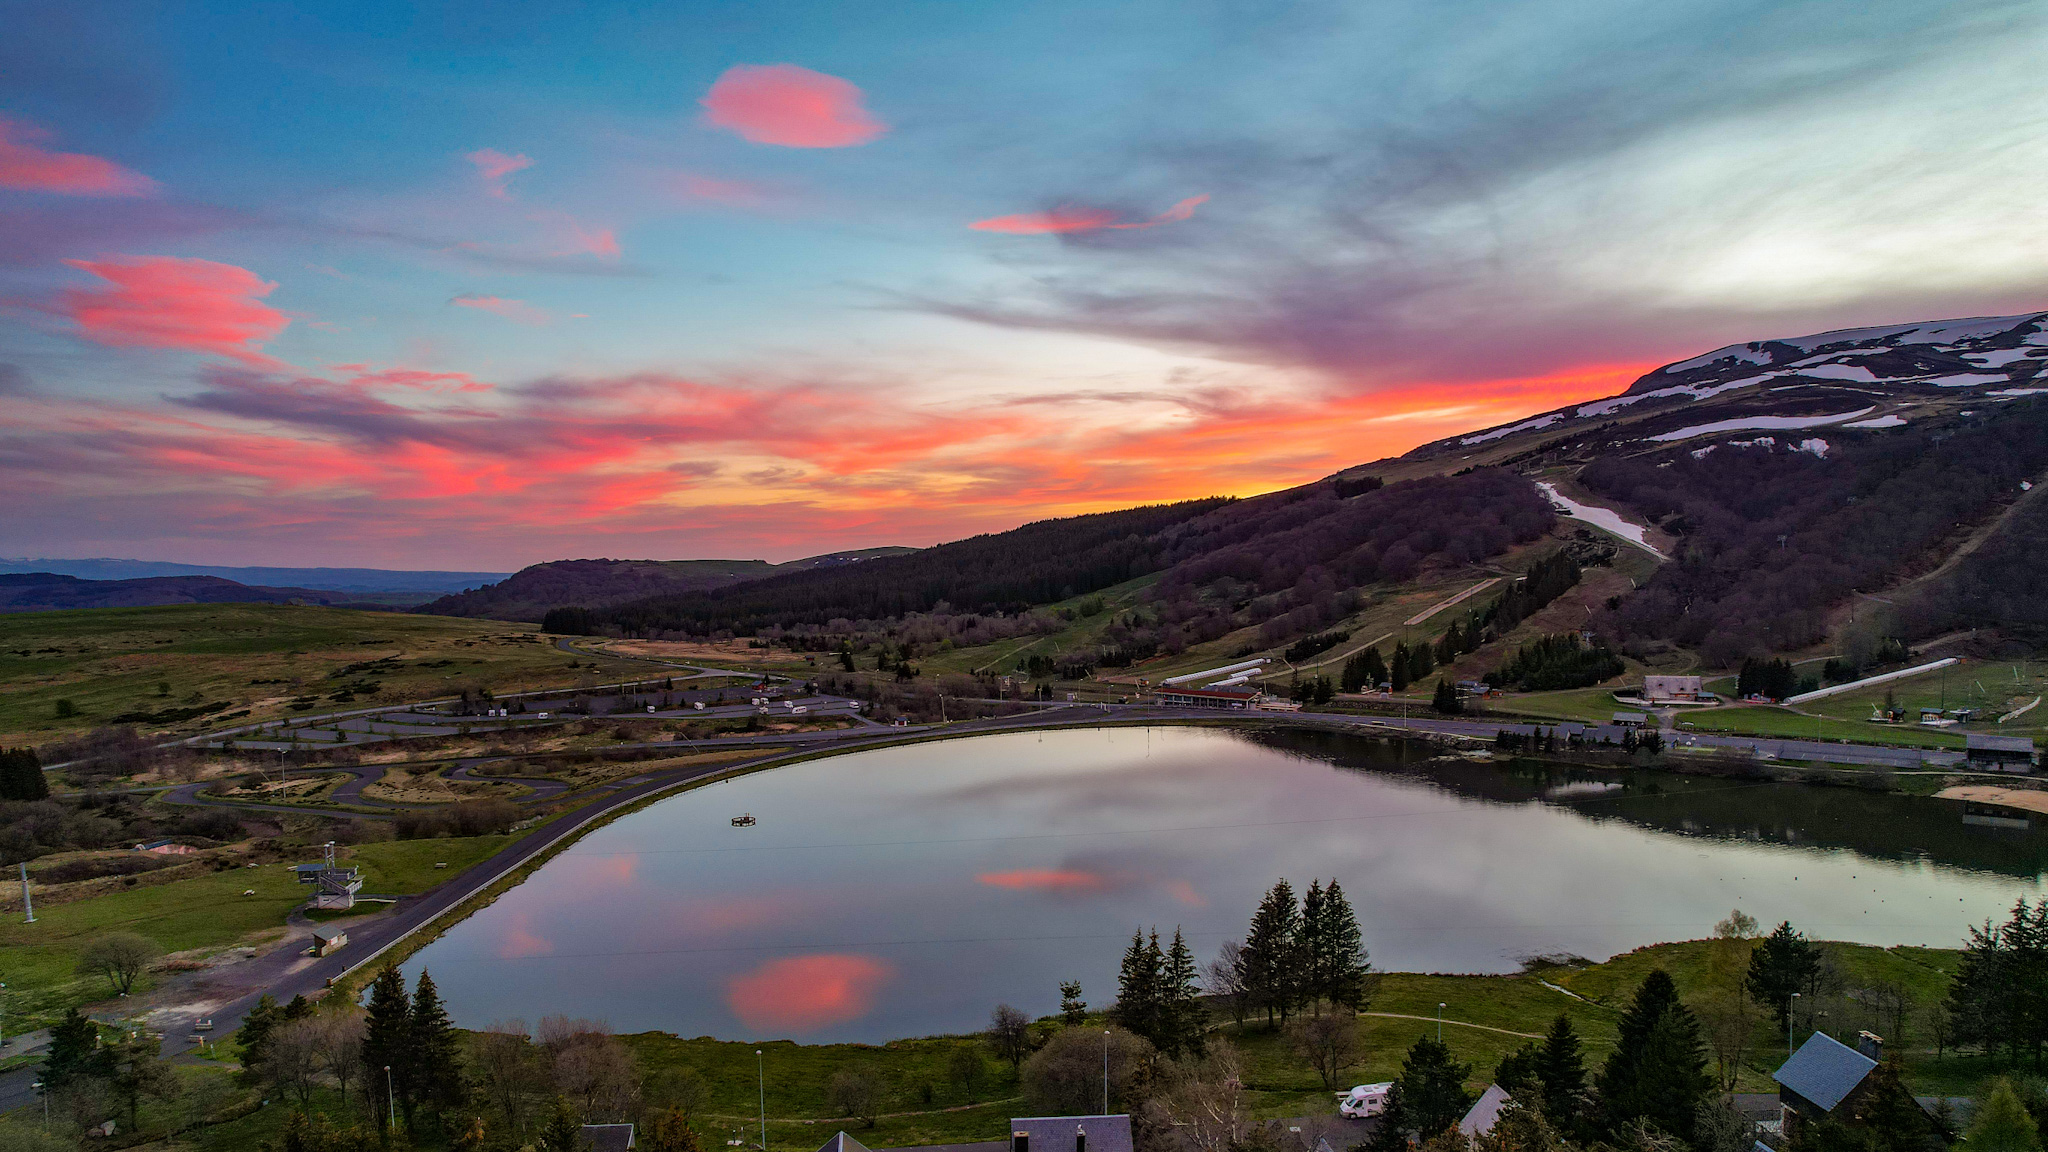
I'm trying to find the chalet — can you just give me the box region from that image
[1642,675,1705,703]
[1966,733,2037,774]
[1155,687,1262,710]
[582,1123,637,1152]
[1773,1032,1878,1134]
[1612,712,1649,728]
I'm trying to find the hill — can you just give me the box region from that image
[0,558,508,603]
[416,547,917,622]
[0,572,380,614]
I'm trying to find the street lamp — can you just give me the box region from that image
[1437,1003,1445,1043]
[757,1049,766,1152]
[1103,1030,1111,1114]
[384,1065,395,1130]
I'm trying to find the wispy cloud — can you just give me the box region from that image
[0,115,156,196]
[451,294,550,325]
[60,255,288,365]
[971,195,1207,235]
[464,148,533,199]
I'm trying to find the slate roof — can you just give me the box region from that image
[1458,1084,1512,1136]
[1967,733,2035,754]
[1009,1114,1134,1152]
[1774,1032,1876,1113]
[814,1134,872,1152]
[581,1123,637,1152]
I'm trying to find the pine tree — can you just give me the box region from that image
[1390,644,1412,692]
[0,747,48,801]
[1407,643,1434,682]
[44,1008,107,1090]
[362,967,415,1131]
[1059,981,1087,1026]
[1431,679,1461,714]
[1319,880,1372,1012]
[539,1097,586,1151]
[1534,1014,1587,1131]
[1110,930,1164,1047]
[411,970,467,1118]
[1746,921,1822,1027]
[1597,971,1710,1142]
[1369,1036,1473,1150]
[234,995,280,1086]
[1298,881,1329,1014]
[1363,647,1388,690]
[1967,1079,2043,1152]
[1163,928,1206,1059]
[1243,880,1303,1024]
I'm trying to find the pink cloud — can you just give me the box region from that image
[61,256,289,364]
[465,148,533,199]
[700,64,886,148]
[672,172,787,210]
[1165,879,1207,908]
[499,910,553,959]
[971,194,1208,235]
[977,868,1108,893]
[451,294,550,325]
[330,365,494,393]
[564,223,619,258]
[727,954,891,1033]
[0,116,157,197]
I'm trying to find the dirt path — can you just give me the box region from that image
[1403,578,1503,627]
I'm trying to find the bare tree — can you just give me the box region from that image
[538,1014,611,1054]
[986,1004,1033,1073]
[826,1067,884,1127]
[555,1034,638,1123]
[1205,941,1250,1027]
[1285,1015,1360,1091]
[644,1065,706,1122]
[75,933,162,995]
[311,1011,365,1111]
[266,1018,326,1108]
[1141,1042,1257,1152]
[471,1021,549,1141]
[947,1046,987,1102]
[1925,1001,1954,1060]
[1021,1026,1152,1116]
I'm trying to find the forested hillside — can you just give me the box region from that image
[418,548,916,622]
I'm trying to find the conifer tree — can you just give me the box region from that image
[1390,644,1412,692]
[1242,880,1302,1024]
[1298,881,1329,1014]
[411,970,467,1119]
[1369,1036,1473,1150]
[1597,971,1710,1142]
[1363,647,1388,690]
[235,995,281,1087]
[1317,880,1372,1012]
[1534,1014,1587,1130]
[1967,1080,2043,1152]
[1407,643,1434,682]
[44,1008,107,1090]
[1745,920,1822,1027]
[1110,930,1164,1048]
[0,747,48,801]
[1059,981,1087,1026]
[1431,679,1461,714]
[1163,928,1205,1059]
[539,1097,586,1151]
[362,967,415,1131]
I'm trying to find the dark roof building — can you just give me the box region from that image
[1008,1114,1133,1152]
[814,1134,872,1152]
[581,1123,637,1152]
[1967,733,2036,773]
[1774,1032,1877,1134]
[1155,687,1260,710]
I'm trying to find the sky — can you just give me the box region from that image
[3,0,2047,569]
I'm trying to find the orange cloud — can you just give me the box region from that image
[672,172,789,210]
[60,256,289,364]
[465,148,533,198]
[972,195,1207,235]
[978,868,1108,893]
[700,64,886,148]
[0,116,157,197]
[726,954,891,1033]
[451,294,551,325]
[1165,879,1206,907]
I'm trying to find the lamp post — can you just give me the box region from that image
[1103,1030,1111,1114]
[1788,993,1800,1057]
[384,1065,395,1131]
[757,1049,766,1152]
[1437,1003,1445,1043]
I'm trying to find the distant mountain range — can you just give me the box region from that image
[0,573,381,614]
[0,558,510,600]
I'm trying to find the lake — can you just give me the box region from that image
[400,725,2048,1042]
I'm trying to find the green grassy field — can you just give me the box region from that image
[0,602,669,747]
[1677,704,1965,749]
[348,834,514,894]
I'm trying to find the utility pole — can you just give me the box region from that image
[757,1049,767,1152]
[1103,1030,1110,1114]
[1437,1003,1445,1042]
[19,863,32,923]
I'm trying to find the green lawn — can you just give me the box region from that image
[348,835,514,895]
[1678,705,1965,750]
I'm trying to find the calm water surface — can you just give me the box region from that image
[401,726,2048,1042]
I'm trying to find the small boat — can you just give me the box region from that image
[731,813,757,827]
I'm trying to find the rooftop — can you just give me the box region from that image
[1010,1114,1134,1152]
[1967,733,2036,754]
[1774,1032,1876,1113]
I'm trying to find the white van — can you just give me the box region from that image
[1338,1083,1393,1118]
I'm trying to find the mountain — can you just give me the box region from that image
[0,558,509,604]
[0,572,379,614]
[416,547,918,622]
[573,309,2048,676]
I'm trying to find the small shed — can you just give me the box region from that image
[310,927,348,956]
[1612,712,1649,728]
[582,1123,637,1152]
[1009,1114,1133,1152]
[1967,733,2037,774]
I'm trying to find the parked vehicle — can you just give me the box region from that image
[1338,1083,1393,1118]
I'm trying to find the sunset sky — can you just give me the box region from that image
[5,0,2047,568]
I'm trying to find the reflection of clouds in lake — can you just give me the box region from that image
[978,868,1107,894]
[665,890,814,935]
[727,954,891,1033]
[1546,782,1625,800]
[499,910,552,959]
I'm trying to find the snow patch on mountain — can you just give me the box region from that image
[1646,408,1875,442]
[1460,412,1564,445]
[1845,414,1908,428]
